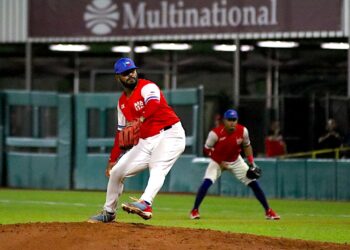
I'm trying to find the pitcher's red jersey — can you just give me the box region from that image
[117,78,179,138]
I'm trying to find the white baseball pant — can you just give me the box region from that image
[104,122,186,213]
[204,155,253,185]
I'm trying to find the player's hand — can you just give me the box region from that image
[119,119,141,150]
[203,146,214,157]
[246,162,262,179]
[105,162,116,177]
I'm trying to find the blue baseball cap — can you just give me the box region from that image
[223,109,238,119]
[114,58,138,74]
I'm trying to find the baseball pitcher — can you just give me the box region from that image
[89,58,186,223]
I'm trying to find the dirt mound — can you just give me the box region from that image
[0,222,348,250]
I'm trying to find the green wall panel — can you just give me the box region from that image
[306,160,336,200]
[75,154,156,193]
[123,171,150,192]
[276,159,307,199]
[255,159,278,198]
[4,92,72,189]
[73,89,203,190]
[220,171,251,197]
[336,160,350,200]
[7,153,57,189]
[169,156,220,194]
[74,154,109,190]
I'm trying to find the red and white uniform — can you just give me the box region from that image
[109,79,180,162]
[203,124,253,185]
[104,79,186,212]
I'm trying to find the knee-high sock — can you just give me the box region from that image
[248,181,269,211]
[193,179,213,210]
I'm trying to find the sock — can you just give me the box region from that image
[193,179,213,210]
[248,181,269,211]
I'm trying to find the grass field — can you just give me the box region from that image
[0,189,349,244]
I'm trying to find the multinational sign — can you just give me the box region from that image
[29,0,342,40]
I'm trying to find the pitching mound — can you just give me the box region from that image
[0,222,349,250]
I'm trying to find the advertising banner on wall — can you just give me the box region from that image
[29,0,343,41]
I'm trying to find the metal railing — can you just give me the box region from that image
[278,147,350,159]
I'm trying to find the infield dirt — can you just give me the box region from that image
[0,222,349,250]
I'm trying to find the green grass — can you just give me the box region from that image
[1,189,350,244]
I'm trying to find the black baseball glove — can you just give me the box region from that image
[246,162,262,179]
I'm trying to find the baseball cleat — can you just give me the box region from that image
[87,210,116,223]
[265,208,280,220]
[122,199,152,220]
[190,209,200,219]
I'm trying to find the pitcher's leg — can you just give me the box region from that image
[103,169,125,213]
[141,123,185,204]
[140,167,167,203]
[103,141,151,212]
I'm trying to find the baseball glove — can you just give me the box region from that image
[118,119,141,150]
[246,162,262,179]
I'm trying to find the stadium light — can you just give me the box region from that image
[213,44,254,52]
[49,44,90,52]
[151,43,192,50]
[321,42,349,50]
[257,41,299,48]
[111,45,151,53]
[134,46,151,53]
[111,45,131,53]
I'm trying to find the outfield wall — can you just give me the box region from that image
[1,91,349,200]
[168,156,350,201]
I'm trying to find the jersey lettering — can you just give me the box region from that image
[134,100,144,111]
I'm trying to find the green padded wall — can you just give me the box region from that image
[7,153,57,188]
[276,159,307,199]
[336,160,350,200]
[168,156,220,195]
[306,159,337,200]
[4,92,72,189]
[190,157,350,200]
[220,170,252,197]
[255,159,277,198]
[1,91,349,200]
[74,93,120,190]
[74,88,203,190]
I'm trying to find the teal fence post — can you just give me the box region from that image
[57,94,72,188]
[74,93,120,190]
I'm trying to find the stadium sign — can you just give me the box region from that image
[118,0,277,30]
[29,0,342,41]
